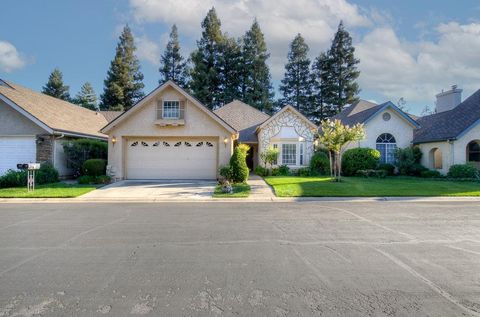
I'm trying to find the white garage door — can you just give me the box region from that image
[0,136,36,175]
[126,138,218,179]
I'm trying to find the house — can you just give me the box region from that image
[101,81,318,180]
[334,86,480,174]
[0,79,119,177]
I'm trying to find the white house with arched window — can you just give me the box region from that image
[334,86,480,174]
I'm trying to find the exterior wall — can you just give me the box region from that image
[454,122,480,165]
[106,86,235,179]
[53,137,75,177]
[418,141,452,175]
[0,100,46,135]
[36,135,54,164]
[348,109,415,151]
[257,108,316,168]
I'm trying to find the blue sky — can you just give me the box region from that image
[1,0,480,114]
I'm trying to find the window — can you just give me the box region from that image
[162,101,180,119]
[299,143,304,165]
[272,144,278,165]
[467,141,480,162]
[282,144,296,165]
[376,133,397,164]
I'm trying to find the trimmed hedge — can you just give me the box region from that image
[219,165,233,181]
[420,169,442,178]
[310,151,330,175]
[78,175,111,185]
[342,148,380,176]
[63,139,108,177]
[395,147,424,176]
[82,159,107,177]
[254,166,269,177]
[447,164,478,179]
[230,144,250,183]
[0,163,59,188]
[378,163,395,176]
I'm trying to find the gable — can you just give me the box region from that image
[102,81,236,135]
[0,99,48,135]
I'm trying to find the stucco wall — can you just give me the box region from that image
[106,86,235,179]
[454,122,480,165]
[418,141,452,174]
[0,100,46,135]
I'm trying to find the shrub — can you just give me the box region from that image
[356,169,387,178]
[260,146,279,169]
[82,159,107,176]
[0,169,27,188]
[395,147,424,176]
[447,164,478,179]
[277,165,290,176]
[63,139,108,176]
[310,151,330,175]
[341,148,380,176]
[296,167,311,177]
[378,163,395,176]
[420,169,442,178]
[36,163,59,184]
[78,175,111,185]
[219,165,233,181]
[254,166,269,177]
[230,144,250,183]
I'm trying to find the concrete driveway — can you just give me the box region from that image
[0,201,479,316]
[80,180,216,200]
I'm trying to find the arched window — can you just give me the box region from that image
[467,141,480,162]
[429,148,443,170]
[376,133,397,164]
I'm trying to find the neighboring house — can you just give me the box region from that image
[334,86,480,174]
[215,101,318,170]
[101,81,318,180]
[0,79,113,177]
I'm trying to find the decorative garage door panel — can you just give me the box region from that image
[126,138,217,179]
[0,136,36,176]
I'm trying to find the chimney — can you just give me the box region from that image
[435,85,462,113]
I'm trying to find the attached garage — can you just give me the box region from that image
[0,136,36,175]
[126,137,218,179]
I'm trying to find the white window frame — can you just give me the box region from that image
[299,143,304,165]
[281,144,297,166]
[162,100,180,119]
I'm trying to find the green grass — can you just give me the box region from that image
[213,183,251,198]
[0,182,98,198]
[264,176,480,197]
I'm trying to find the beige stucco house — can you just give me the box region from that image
[334,86,480,174]
[0,80,115,177]
[102,81,318,180]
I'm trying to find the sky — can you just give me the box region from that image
[1,0,480,114]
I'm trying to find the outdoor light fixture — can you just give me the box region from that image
[112,136,117,145]
[314,139,319,146]
[223,137,229,146]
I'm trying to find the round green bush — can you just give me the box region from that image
[82,159,107,176]
[254,166,268,177]
[219,165,233,181]
[36,163,59,184]
[0,169,27,188]
[447,164,478,179]
[378,163,395,176]
[229,145,249,183]
[310,151,330,175]
[341,148,380,176]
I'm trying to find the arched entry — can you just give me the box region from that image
[467,140,480,167]
[429,148,442,170]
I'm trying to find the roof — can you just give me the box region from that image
[0,80,108,139]
[332,99,420,128]
[214,100,270,142]
[99,111,123,123]
[413,89,480,144]
[257,105,318,132]
[101,80,237,135]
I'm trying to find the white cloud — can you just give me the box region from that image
[129,0,371,78]
[357,22,480,105]
[136,35,161,66]
[0,41,27,73]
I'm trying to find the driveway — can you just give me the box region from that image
[80,180,216,200]
[0,201,479,316]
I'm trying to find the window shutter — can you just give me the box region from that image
[179,100,185,119]
[157,99,163,119]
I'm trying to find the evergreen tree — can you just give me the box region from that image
[220,36,243,104]
[100,25,145,111]
[279,34,313,115]
[42,68,71,101]
[328,21,360,112]
[190,7,224,109]
[241,20,274,113]
[159,24,189,87]
[311,52,337,122]
[73,82,98,111]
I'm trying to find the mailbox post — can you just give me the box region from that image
[17,163,41,191]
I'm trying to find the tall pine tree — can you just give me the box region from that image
[241,20,274,113]
[100,25,145,111]
[73,82,97,111]
[327,21,360,113]
[42,68,71,101]
[220,36,243,104]
[279,34,313,115]
[311,52,336,122]
[159,24,189,87]
[190,8,224,109]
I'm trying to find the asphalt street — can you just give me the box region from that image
[0,201,479,316]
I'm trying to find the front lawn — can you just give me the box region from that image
[264,176,480,197]
[213,183,251,198]
[0,183,98,198]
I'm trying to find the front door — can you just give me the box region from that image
[246,146,254,171]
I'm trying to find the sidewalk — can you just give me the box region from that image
[246,174,276,201]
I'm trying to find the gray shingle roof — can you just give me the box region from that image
[413,89,480,144]
[331,100,383,125]
[214,100,270,143]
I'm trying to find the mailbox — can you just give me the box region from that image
[16,163,40,191]
[17,163,40,170]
